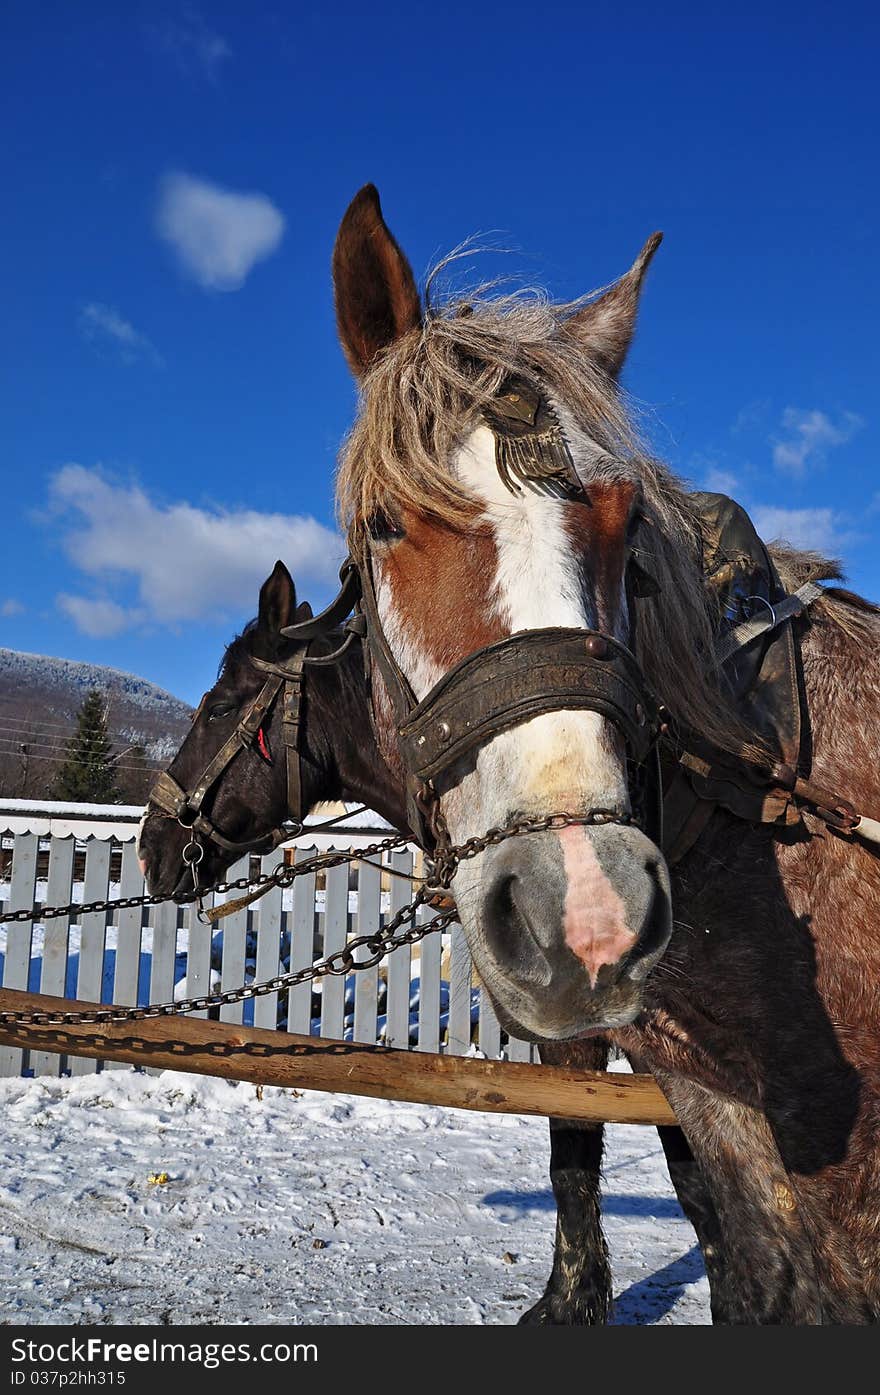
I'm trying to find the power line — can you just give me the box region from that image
[0,742,165,771]
[0,746,167,778]
[0,710,189,740]
[0,714,116,736]
[0,733,166,763]
[0,727,94,748]
[0,724,179,757]
[0,697,192,723]
[0,727,146,747]
[0,691,192,714]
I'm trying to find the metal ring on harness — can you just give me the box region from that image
[745,594,777,629]
[181,839,204,867]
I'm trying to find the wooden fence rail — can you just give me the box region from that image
[0,988,676,1126]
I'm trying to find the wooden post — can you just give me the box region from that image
[0,988,676,1127]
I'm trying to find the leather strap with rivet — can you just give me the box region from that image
[398,627,660,787]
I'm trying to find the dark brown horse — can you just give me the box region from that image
[324,185,880,1323]
[138,562,405,899]
[139,563,727,1323]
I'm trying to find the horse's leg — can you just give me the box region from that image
[653,1123,733,1322]
[521,1046,733,1325]
[623,1046,733,1322]
[632,1060,844,1323]
[518,1037,611,1325]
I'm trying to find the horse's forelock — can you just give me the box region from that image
[338,286,642,549]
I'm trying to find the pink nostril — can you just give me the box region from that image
[137,856,146,877]
[559,826,637,988]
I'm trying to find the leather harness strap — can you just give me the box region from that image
[331,556,431,845]
[398,627,658,785]
[150,647,309,858]
[251,648,308,833]
[354,553,420,721]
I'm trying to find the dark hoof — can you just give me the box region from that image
[518,1289,610,1326]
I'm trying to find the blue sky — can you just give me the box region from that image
[2,1,878,704]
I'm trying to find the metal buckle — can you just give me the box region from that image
[745,594,777,629]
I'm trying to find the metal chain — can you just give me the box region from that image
[0,809,630,1029]
[0,888,457,1030]
[0,831,411,925]
[430,809,637,886]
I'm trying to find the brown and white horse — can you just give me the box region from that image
[330,185,880,1322]
[139,562,727,1324]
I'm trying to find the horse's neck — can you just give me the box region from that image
[321,654,410,836]
[801,598,880,816]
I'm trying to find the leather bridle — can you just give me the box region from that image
[148,646,310,873]
[282,562,666,865]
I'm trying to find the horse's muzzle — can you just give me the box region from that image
[466,822,672,1040]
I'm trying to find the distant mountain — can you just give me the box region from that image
[0,647,192,800]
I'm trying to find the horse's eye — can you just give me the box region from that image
[207,701,237,722]
[365,509,405,544]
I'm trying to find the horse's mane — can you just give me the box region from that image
[770,542,880,642]
[337,285,764,760]
[218,619,259,679]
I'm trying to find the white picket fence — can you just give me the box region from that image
[0,803,536,1078]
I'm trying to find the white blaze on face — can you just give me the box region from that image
[445,424,630,838]
[373,422,630,848]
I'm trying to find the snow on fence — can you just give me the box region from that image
[0,804,537,1079]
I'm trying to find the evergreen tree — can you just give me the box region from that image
[54,689,120,803]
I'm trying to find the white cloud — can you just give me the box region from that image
[771,407,863,476]
[150,11,232,80]
[48,465,344,635]
[702,467,740,495]
[1,599,24,617]
[156,173,285,291]
[57,595,142,638]
[750,505,849,554]
[731,400,771,435]
[79,302,162,366]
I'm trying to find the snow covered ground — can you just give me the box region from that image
[0,1070,710,1325]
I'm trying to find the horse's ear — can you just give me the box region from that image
[333,184,422,378]
[258,561,297,637]
[567,232,663,379]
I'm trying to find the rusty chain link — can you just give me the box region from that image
[0,809,634,1029]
